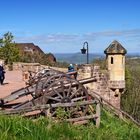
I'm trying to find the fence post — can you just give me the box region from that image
[96,102,100,128]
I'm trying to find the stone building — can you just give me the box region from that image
[16,43,44,55]
[15,43,56,63]
[79,40,127,109]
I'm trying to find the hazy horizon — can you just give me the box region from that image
[54,52,140,64]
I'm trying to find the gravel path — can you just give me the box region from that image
[0,70,26,98]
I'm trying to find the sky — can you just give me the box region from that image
[0,0,140,54]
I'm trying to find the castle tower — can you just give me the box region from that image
[104,40,127,108]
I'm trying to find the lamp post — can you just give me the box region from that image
[81,41,89,64]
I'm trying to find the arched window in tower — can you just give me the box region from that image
[111,57,113,64]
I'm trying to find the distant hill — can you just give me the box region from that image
[55,53,140,64]
[54,53,105,64]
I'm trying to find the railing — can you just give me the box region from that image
[88,90,140,127]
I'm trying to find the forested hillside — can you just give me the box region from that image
[121,57,140,123]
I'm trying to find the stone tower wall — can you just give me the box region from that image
[78,64,123,109]
[107,54,125,81]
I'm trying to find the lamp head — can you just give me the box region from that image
[81,47,86,54]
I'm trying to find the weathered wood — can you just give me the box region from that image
[0,70,77,104]
[73,120,88,125]
[1,85,36,104]
[96,103,100,128]
[0,100,97,115]
[44,77,96,93]
[89,105,94,112]
[89,90,140,127]
[66,114,97,122]
[0,73,96,107]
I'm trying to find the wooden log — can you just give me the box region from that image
[46,77,97,92]
[96,102,100,128]
[1,76,96,106]
[89,90,140,127]
[73,120,88,125]
[66,114,97,122]
[0,100,97,115]
[89,105,94,112]
[1,85,36,104]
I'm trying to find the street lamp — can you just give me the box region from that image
[81,41,89,64]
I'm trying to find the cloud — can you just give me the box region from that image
[46,34,80,42]
[84,29,140,39]
[14,28,140,44]
[15,33,80,43]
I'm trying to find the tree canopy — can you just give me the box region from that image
[0,32,20,64]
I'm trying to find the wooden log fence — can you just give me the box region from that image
[88,90,140,127]
[0,100,101,127]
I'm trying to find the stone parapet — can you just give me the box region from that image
[78,64,93,79]
[109,80,125,89]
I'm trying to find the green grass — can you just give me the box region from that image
[0,110,139,140]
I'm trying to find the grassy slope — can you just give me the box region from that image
[0,109,139,140]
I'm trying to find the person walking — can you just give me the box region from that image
[0,64,5,85]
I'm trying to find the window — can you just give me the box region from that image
[111,57,113,64]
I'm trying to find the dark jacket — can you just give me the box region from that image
[0,66,5,76]
[68,65,74,72]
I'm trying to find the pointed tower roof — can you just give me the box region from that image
[104,40,127,54]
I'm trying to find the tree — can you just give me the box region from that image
[0,32,20,65]
[121,58,140,122]
[91,58,106,70]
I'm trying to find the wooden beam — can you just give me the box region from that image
[0,100,97,115]
[89,90,140,127]
[66,114,97,122]
[96,103,100,128]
